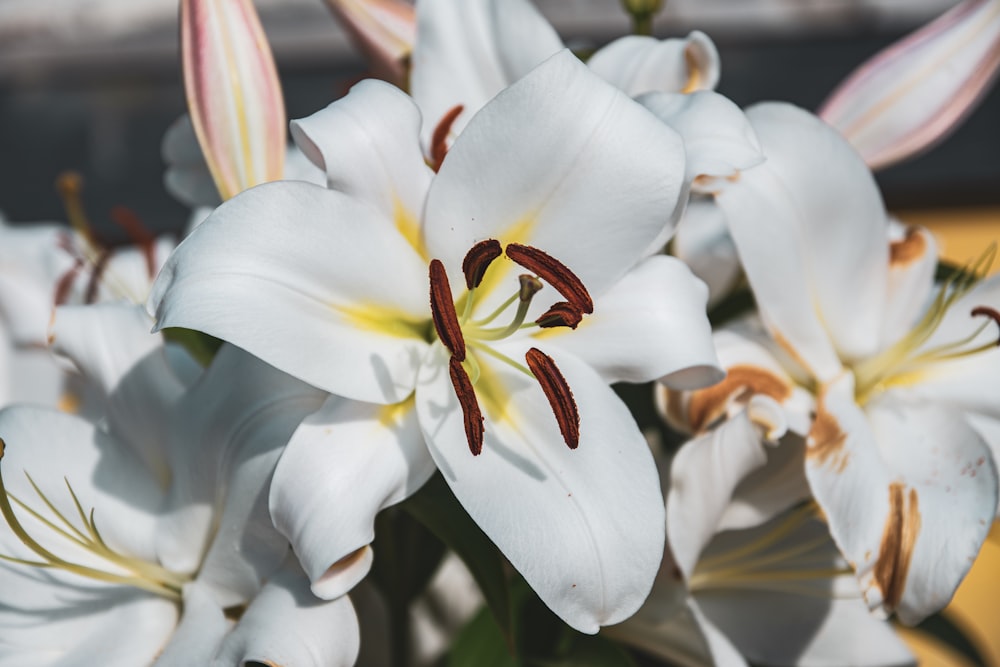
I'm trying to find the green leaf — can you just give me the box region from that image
[532,633,639,667]
[449,605,520,667]
[401,474,513,646]
[161,327,224,367]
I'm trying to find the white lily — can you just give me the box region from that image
[0,302,358,665]
[148,51,723,632]
[410,0,720,160]
[687,102,1000,625]
[820,0,1000,170]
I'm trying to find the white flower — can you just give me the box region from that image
[148,52,723,632]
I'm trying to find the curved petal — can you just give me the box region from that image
[718,103,889,379]
[212,557,360,667]
[415,344,665,633]
[879,224,939,348]
[805,374,997,624]
[155,583,230,666]
[0,406,164,566]
[588,31,720,97]
[819,0,1000,170]
[639,90,763,186]
[289,80,433,247]
[148,180,431,404]
[155,345,325,584]
[672,197,741,307]
[269,394,435,599]
[536,255,721,388]
[424,50,686,313]
[666,395,790,579]
[409,0,562,146]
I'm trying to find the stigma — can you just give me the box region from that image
[428,240,590,455]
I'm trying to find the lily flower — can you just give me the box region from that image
[322,0,416,88]
[410,0,719,158]
[180,0,286,202]
[683,102,1000,625]
[148,51,723,632]
[0,302,358,665]
[820,0,1000,170]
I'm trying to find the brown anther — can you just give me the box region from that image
[430,105,464,173]
[536,301,584,330]
[462,239,503,290]
[525,347,580,450]
[505,244,593,314]
[429,259,466,361]
[972,306,1000,345]
[449,356,484,455]
[84,250,113,304]
[518,275,543,302]
[110,206,156,279]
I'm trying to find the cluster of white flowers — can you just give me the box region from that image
[0,0,998,665]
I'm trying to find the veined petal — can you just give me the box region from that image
[290,80,433,248]
[717,103,889,379]
[819,0,1000,170]
[588,32,720,97]
[424,50,686,311]
[805,374,997,624]
[269,394,435,599]
[410,0,562,146]
[148,180,432,404]
[212,557,360,667]
[879,224,939,349]
[415,344,665,633]
[181,0,285,200]
[536,255,721,388]
[667,396,790,579]
[156,344,325,583]
[323,0,415,87]
[639,90,763,189]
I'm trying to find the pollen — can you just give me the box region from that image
[525,347,580,449]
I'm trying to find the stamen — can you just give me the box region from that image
[505,244,593,314]
[110,206,157,280]
[53,262,82,306]
[462,239,502,290]
[430,105,464,173]
[972,306,1000,345]
[518,274,543,302]
[429,259,466,361]
[536,301,584,330]
[449,356,484,455]
[525,347,580,449]
[84,249,113,304]
[55,171,102,249]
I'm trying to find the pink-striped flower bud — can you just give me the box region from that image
[323,0,416,87]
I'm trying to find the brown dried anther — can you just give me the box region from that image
[525,347,580,449]
[972,306,1000,345]
[429,259,466,360]
[449,356,484,455]
[462,239,503,290]
[505,243,593,314]
[536,301,583,330]
[430,104,464,173]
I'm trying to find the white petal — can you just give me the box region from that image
[289,80,433,246]
[155,583,230,666]
[639,90,763,186]
[162,114,223,208]
[805,373,997,624]
[148,180,431,404]
[606,597,717,667]
[588,31,721,97]
[0,406,164,566]
[212,557,360,667]
[672,197,742,307]
[667,396,791,578]
[718,103,890,379]
[410,0,562,146]
[269,394,435,599]
[879,224,939,348]
[424,50,686,313]
[156,344,325,585]
[536,255,721,388]
[416,344,665,633]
